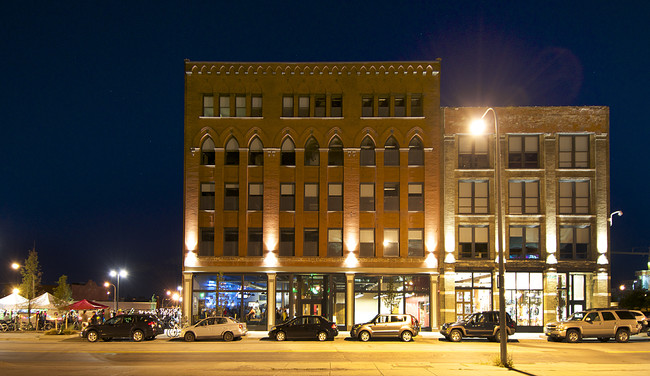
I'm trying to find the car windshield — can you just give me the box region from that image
[567,311,586,321]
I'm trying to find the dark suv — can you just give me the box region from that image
[440,311,516,342]
[81,314,162,342]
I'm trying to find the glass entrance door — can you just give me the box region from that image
[302,302,322,316]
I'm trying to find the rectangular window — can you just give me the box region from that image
[219,95,230,117]
[248,228,263,256]
[394,95,406,117]
[384,183,399,211]
[361,95,374,117]
[383,229,399,257]
[360,183,375,211]
[408,183,423,211]
[314,95,326,117]
[328,183,343,211]
[203,94,214,117]
[198,227,214,256]
[235,95,246,117]
[508,180,539,214]
[224,183,239,211]
[378,95,390,117]
[279,228,295,256]
[509,135,539,168]
[408,229,424,257]
[559,135,589,168]
[304,183,319,211]
[559,180,590,214]
[251,95,263,117]
[410,94,422,117]
[330,94,342,117]
[280,183,295,211]
[458,180,488,214]
[298,95,310,117]
[327,228,343,257]
[303,228,319,256]
[200,182,215,210]
[509,226,540,260]
[223,228,238,256]
[282,95,294,117]
[458,135,489,169]
[359,229,375,257]
[248,183,263,211]
[559,226,590,260]
[459,225,489,259]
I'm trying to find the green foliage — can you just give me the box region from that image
[491,353,514,368]
[19,250,42,300]
[53,275,73,302]
[618,289,650,310]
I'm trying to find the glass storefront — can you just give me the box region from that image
[505,272,543,327]
[454,272,492,321]
[274,274,346,328]
[556,273,586,320]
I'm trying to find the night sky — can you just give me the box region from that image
[1,1,648,298]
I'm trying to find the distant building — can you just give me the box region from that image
[182,61,610,331]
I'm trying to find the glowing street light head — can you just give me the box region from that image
[109,270,117,277]
[119,269,128,278]
[11,262,20,270]
[104,282,110,288]
[470,118,487,135]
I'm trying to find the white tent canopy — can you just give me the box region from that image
[17,292,68,310]
[0,292,28,310]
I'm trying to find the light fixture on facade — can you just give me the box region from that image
[264,251,278,267]
[444,252,456,263]
[597,254,608,265]
[185,250,198,267]
[425,252,437,268]
[546,253,558,264]
[345,252,358,267]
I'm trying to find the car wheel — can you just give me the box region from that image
[184,332,195,342]
[132,330,144,342]
[317,331,328,341]
[275,331,286,341]
[223,331,234,342]
[400,331,413,342]
[359,330,371,342]
[597,337,609,342]
[566,329,581,343]
[494,329,505,342]
[615,329,630,343]
[101,337,112,342]
[86,330,99,343]
[449,329,462,342]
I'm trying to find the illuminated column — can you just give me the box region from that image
[440,269,456,324]
[346,273,355,330]
[591,270,610,308]
[343,147,360,265]
[443,135,456,264]
[267,273,276,330]
[544,135,558,265]
[429,274,438,329]
[543,269,559,324]
[264,147,280,261]
[182,272,192,324]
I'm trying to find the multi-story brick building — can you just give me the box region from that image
[182,60,610,331]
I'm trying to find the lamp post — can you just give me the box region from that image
[104,282,117,311]
[109,269,127,312]
[471,107,508,367]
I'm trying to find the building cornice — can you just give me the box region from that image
[185,61,441,76]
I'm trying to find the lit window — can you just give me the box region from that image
[408,229,424,257]
[359,229,375,257]
[235,95,246,117]
[458,135,488,169]
[360,183,375,211]
[328,183,343,211]
[383,229,399,257]
[219,95,230,117]
[327,229,343,257]
[304,183,319,211]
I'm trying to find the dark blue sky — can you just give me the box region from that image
[1,1,648,297]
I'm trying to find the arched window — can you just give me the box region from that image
[328,136,344,166]
[225,138,240,165]
[304,137,320,166]
[408,137,424,166]
[360,136,375,166]
[201,137,215,165]
[384,137,400,166]
[249,137,264,166]
[281,138,296,166]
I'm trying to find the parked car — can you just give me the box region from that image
[181,316,247,342]
[440,311,516,342]
[629,310,649,333]
[544,308,642,343]
[350,314,420,342]
[81,314,162,342]
[269,315,338,341]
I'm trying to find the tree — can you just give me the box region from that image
[53,275,73,302]
[19,249,42,300]
[618,289,650,310]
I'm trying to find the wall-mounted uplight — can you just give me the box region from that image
[264,251,278,267]
[425,252,437,268]
[345,252,358,267]
[184,250,198,267]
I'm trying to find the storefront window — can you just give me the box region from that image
[454,272,492,321]
[505,272,543,327]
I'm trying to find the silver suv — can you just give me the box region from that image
[545,309,642,343]
[350,314,420,342]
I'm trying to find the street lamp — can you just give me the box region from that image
[104,281,117,311]
[471,108,508,367]
[109,269,127,312]
[609,211,623,226]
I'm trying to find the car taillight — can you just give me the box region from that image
[239,324,243,330]
[147,321,155,327]
[331,323,337,329]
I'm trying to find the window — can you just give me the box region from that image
[304,137,320,166]
[328,183,342,211]
[459,226,488,259]
[223,228,238,256]
[378,95,389,117]
[201,138,215,165]
[509,226,540,260]
[251,95,262,117]
[458,180,488,214]
[303,228,319,256]
[408,183,423,211]
[314,95,326,117]
[410,94,422,117]
[225,138,239,165]
[219,95,230,117]
[304,183,319,211]
[360,136,375,166]
[384,137,400,166]
[280,138,295,166]
[279,228,295,256]
[458,135,488,169]
[235,95,246,117]
[408,229,424,257]
[560,226,590,260]
[559,180,590,214]
[331,95,342,117]
[198,227,214,256]
[408,137,424,165]
[359,229,375,257]
[280,183,295,211]
[248,137,264,166]
[282,95,294,117]
[509,135,538,168]
[362,95,373,117]
[360,183,375,211]
[328,137,344,166]
[383,229,399,257]
[248,228,263,256]
[203,94,214,116]
[559,135,589,168]
[384,183,399,211]
[298,95,310,117]
[248,183,263,211]
[327,229,343,257]
[602,311,616,321]
[509,180,539,214]
[224,183,239,211]
[394,95,405,117]
[200,183,215,210]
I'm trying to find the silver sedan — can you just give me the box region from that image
[181,316,247,342]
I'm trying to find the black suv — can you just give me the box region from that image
[81,314,162,342]
[440,311,516,342]
[269,315,338,341]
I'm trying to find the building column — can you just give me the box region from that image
[543,267,559,325]
[591,269,610,309]
[429,274,438,329]
[267,272,276,330]
[182,272,192,325]
[346,272,355,330]
[440,267,456,324]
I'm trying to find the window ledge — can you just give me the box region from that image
[199,116,264,119]
[361,116,425,119]
[280,117,344,119]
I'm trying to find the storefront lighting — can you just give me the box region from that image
[444,252,456,263]
[597,254,608,265]
[425,252,437,268]
[546,254,558,264]
[185,250,198,267]
[345,252,359,267]
[264,251,278,267]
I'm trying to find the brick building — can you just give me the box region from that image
[182,61,610,331]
